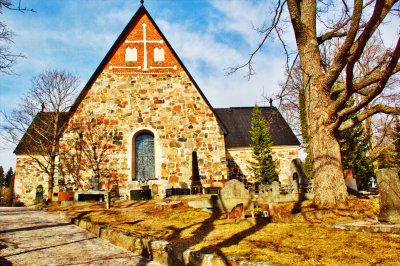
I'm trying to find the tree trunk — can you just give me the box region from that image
[286,0,349,209]
[306,78,348,208]
[309,121,348,208]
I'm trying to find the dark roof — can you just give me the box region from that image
[68,5,227,134]
[14,112,70,155]
[214,107,300,148]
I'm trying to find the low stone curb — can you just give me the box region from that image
[325,218,400,234]
[57,213,278,266]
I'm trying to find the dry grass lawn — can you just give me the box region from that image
[47,196,400,265]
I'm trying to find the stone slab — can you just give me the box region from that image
[326,218,400,234]
[376,168,400,223]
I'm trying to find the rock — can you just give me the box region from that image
[228,203,244,219]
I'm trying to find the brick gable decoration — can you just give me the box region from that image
[107,12,181,75]
[13,4,300,206]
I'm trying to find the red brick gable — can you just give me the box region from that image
[106,12,182,74]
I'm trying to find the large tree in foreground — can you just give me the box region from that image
[233,1,400,208]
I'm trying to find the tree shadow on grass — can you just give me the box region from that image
[198,217,271,262]
[162,194,274,265]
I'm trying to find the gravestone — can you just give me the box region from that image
[111,181,119,198]
[267,202,287,216]
[376,168,400,223]
[219,179,252,212]
[344,178,358,195]
[290,158,309,185]
[258,184,272,203]
[271,181,280,202]
[228,203,244,219]
[130,189,151,200]
[191,151,203,194]
[34,185,44,204]
[205,187,221,195]
[152,184,159,197]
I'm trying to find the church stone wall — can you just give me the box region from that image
[14,155,50,205]
[226,146,299,184]
[61,70,227,198]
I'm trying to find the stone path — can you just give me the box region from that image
[0,207,161,265]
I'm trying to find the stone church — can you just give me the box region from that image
[14,5,299,205]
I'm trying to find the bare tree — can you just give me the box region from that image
[233,1,400,208]
[0,0,34,74]
[1,69,80,200]
[60,115,115,191]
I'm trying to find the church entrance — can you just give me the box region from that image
[135,132,155,182]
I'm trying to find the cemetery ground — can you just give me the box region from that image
[45,196,400,265]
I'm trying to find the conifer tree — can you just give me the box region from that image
[249,105,279,183]
[339,98,375,190]
[5,167,14,206]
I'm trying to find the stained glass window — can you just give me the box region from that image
[135,133,155,183]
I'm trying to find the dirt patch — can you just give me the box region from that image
[47,196,399,265]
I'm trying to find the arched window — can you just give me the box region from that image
[135,132,155,182]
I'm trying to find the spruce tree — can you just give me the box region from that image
[5,168,14,206]
[249,105,279,183]
[339,98,375,190]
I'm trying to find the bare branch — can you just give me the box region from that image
[227,0,287,78]
[339,104,400,132]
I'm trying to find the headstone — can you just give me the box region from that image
[152,184,159,197]
[220,180,252,212]
[344,169,353,179]
[165,188,174,197]
[34,185,43,204]
[258,184,272,203]
[111,181,119,198]
[344,178,358,195]
[175,188,190,195]
[130,189,151,200]
[267,202,287,216]
[191,151,203,194]
[205,187,221,195]
[370,176,376,188]
[376,168,400,223]
[228,203,244,219]
[290,158,309,185]
[271,181,280,202]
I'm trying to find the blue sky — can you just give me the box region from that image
[1,0,294,170]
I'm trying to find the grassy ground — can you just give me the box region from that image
[47,196,400,265]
